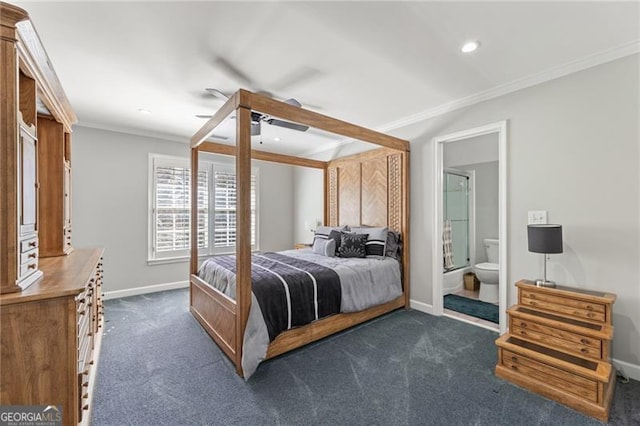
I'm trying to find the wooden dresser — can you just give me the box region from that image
[1,1,77,294]
[495,279,616,422]
[0,248,104,426]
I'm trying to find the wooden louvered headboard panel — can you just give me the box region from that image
[326,148,405,232]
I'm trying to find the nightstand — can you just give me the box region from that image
[294,243,312,250]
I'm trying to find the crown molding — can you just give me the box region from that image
[303,40,639,159]
[377,40,640,134]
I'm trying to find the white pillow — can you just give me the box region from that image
[312,238,336,257]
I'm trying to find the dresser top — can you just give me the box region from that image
[0,247,103,305]
[516,279,616,304]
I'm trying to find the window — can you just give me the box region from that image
[149,154,258,263]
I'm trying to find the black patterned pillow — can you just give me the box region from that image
[338,232,368,258]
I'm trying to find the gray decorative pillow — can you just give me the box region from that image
[386,230,402,260]
[352,226,388,258]
[328,230,342,255]
[312,238,336,257]
[338,232,368,258]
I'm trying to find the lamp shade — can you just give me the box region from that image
[528,224,563,254]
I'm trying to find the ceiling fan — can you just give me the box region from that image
[196,88,309,137]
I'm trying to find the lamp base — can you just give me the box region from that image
[535,279,556,288]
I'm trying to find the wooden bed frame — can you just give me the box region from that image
[189,89,410,376]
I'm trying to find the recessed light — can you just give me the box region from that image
[138,108,151,114]
[274,137,281,142]
[461,41,480,53]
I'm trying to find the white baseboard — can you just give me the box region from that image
[103,280,189,300]
[410,299,434,315]
[612,358,640,382]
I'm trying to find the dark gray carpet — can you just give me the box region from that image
[92,289,639,425]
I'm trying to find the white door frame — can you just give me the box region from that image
[432,120,508,333]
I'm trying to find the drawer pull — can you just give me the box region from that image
[586,312,595,318]
[89,360,94,365]
[511,365,518,371]
[82,393,89,399]
[511,356,518,362]
[28,252,36,259]
[27,264,36,270]
[529,294,536,299]
[528,301,537,306]
[519,330,527,336]
[580,338,589,345]
[580,348,588,354]
[520,322,527,328]
[586,305,593,311]
[29,241,36,247]
[83,405,89,411]
[82,381,89,387]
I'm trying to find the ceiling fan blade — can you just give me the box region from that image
[283,98,302,108]
[205,88,229,100]
[265,118,309,132]
[214,57,255,87]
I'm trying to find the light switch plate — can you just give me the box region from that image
[528,210,548,225]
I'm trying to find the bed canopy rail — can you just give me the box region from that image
[189,89,410,377]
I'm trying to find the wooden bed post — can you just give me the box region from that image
[235,104,252,376]
[402,151,410,309]
[190,148,199,277]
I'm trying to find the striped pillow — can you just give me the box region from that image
[313,225,348,256]
[351,226,388,258]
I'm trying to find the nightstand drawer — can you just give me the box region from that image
[520,296,605,322]
[521,289,605,313]
[511,324,602,359]
[501,349,598,402]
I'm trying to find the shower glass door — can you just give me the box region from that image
[444,171,470,270]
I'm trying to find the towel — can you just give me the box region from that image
[443,220,454,270]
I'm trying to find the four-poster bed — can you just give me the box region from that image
[189,89,410,377]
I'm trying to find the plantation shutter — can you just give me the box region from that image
[214,167,257,250]
[154,165,208,254]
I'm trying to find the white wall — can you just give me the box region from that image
[462,162,499,264]
[391,54,639,367]
[292,166,324,244]
[72,126,293,293]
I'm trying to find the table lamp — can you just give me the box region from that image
[527,224,563,287]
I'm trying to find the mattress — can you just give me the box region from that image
[197,248,402,378]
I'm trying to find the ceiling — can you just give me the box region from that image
[15,1,640,157]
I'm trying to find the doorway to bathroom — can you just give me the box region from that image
[432,121,508,333]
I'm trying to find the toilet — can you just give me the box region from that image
[474,238,499,303]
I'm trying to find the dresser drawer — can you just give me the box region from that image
[521,289,605,313]
[501,349,598,402]
[20,248,38,264]
[20,236,38,252]
[19,259,38,277]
